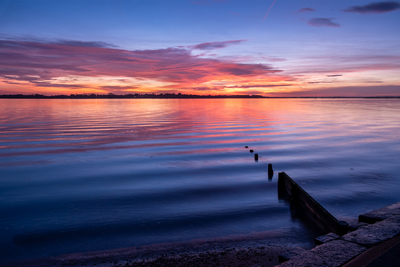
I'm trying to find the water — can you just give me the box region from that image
[1,98,400,262]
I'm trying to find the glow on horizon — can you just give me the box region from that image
[0,0,399,97]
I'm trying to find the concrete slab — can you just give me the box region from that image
[359,202,400,224]
[315,232,340,245]
[341,215,400,248]
[277,240,366,267]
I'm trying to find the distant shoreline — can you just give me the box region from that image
[1,94,400,99]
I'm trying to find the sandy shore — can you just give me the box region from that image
[114,245,287,267]
[7,245,288,267]
[4,231,314,267]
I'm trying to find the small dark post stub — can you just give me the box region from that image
[268,163,274,179]
[250,149,254,153]
[245,146,248,148]
[254,153,259,161]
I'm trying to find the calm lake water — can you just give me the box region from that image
[1,98,400,262]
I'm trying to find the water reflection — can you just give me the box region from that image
[1,99,400,262]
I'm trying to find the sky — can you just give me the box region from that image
[0,0,399,97]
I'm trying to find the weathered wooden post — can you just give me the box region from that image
[254,153,259,161]
[278,172,348,235]
[268,163,274,179]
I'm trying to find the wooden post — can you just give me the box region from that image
[268,163,274,179]
[278,172,348,235]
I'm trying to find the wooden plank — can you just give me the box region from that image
[278,172,348,235]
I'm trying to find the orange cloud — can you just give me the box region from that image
[0,39,289,95]
[1,38,399,97]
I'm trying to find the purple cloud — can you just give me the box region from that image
[307,18,340,27]
[55,40,116,48]
[296,8,315,13]
[327,74,343,77]
[270,85,400,97]
[344,1,400,13]
[193,40,246,50]
[0,39,282,91]
[33,82,83,88]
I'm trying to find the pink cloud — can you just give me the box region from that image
[0,39,284,93]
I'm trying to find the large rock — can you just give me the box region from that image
[342,215,400,247]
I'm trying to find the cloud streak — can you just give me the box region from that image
[344,1,400,13]
[260,0,277,25]
[226,84,292,88]
[296,8,315,13]
[307,18,340,27]
[192,40,246,50]
[269,85,400,97]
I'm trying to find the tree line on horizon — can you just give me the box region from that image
[0,93,265,99]
[1,93,399,99]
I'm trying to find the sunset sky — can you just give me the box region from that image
[1,0,399,96]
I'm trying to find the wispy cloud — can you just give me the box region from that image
[190,0,208,5]
[287,54,400,75]
[269,85,400,97]
[296,7,315,13]
[190,0,226,5]
[344,1,400,14]
[260,0,277,27]
[307,18,340,27]
[55,40,116,48]
[192,40,246,50]
[100,85,139,91]
[226,84,292,88]
[327,74,343,77]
